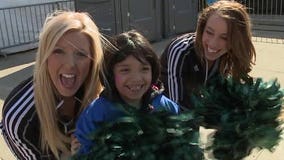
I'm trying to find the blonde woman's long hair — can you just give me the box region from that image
[33,11,104,158]
[195,0,256,81]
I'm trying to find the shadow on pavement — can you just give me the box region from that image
[0,49,36,71]
[0,50,35,101]
[0,65,33,100]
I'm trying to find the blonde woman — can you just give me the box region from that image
[160,0,256,110]
[0,11,104,159]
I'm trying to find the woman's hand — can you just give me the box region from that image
[71,134,81,155]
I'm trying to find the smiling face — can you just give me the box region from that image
[47,31,92,97]
[202,13,228,62]
[113,55,152,107]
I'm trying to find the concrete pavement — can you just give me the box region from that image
[0,39,284,160]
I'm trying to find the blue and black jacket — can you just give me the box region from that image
[75,85,179,154]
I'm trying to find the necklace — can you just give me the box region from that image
[58,115,75,135]
[56,97,81,135]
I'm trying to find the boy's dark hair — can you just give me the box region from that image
[101,30,160,102]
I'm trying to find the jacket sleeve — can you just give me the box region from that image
[75,102,100,155]
[151,94,179,114]
[1,76,55,159]
[0,125,38,160]
[75,98,126,155]
[160,34,195,109]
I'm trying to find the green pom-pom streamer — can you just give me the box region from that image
[191,76,284,160]
[72,76,283,160]
[72,108,204,160]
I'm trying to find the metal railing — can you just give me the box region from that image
[198,0,284,15]
[0,0,74,55]
[243,0,284,15]
[1,0,283,55]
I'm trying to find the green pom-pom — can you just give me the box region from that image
[191,76,284,160]
[72,109,204,160]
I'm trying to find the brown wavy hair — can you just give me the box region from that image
[195,0,256,81]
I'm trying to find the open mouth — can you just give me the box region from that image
[127,85,143,93]
[60,73,76,88]
[208,47,218,53]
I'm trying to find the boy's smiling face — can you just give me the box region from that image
[113,55,152,107]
